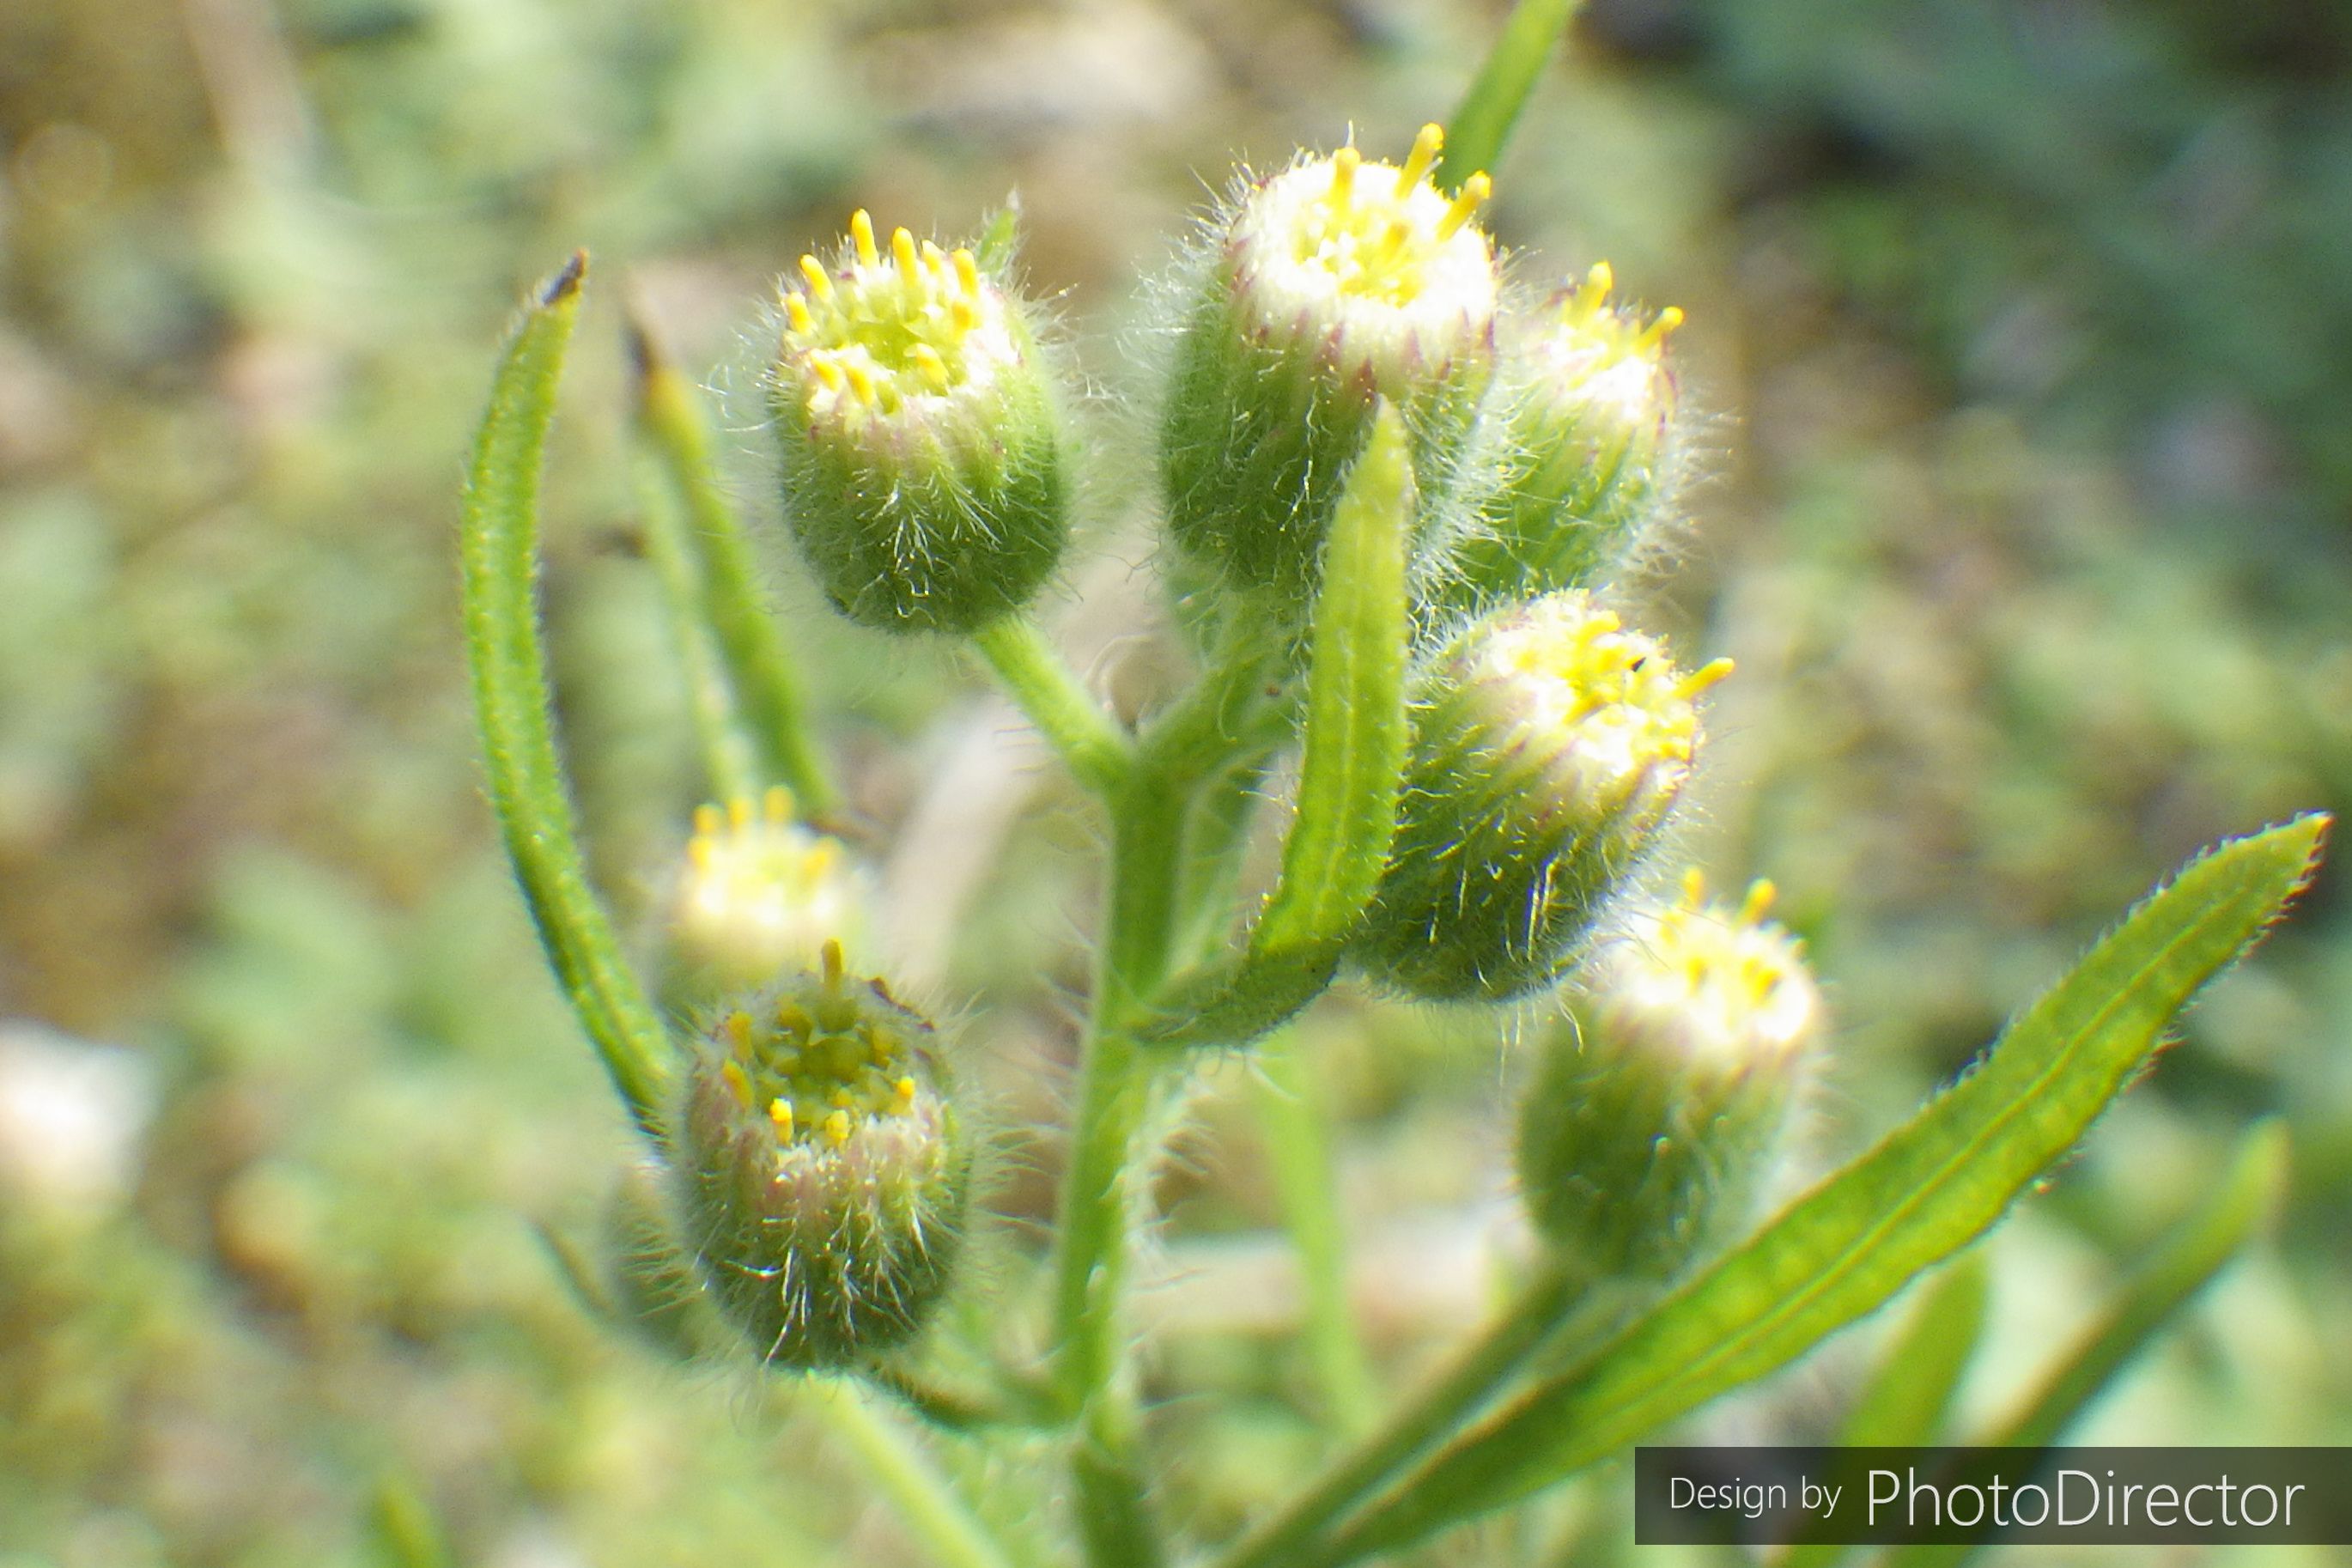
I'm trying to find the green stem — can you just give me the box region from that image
[1050,772,1192,1567]
[1438,0,1585,192]
[460,253,671,1133]
[811,1378,1026,1568]
[629,316,836,815]
[1213,1256,1597,1568]
[971,614,1133,794]
[1255,1030,1378,1437]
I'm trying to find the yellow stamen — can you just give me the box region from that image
[786,294,813,333]
[1329,143,1360,202]
[843,361,878,405]
[951,297,979,334]
[894,1076,917,1110]
[1740,879,1778,925]
[850,209,878,269]
[1398,122,1443,194]
[824,1109,852,1146]
[723,1011,753,1052]
[952,248,981,301]
[776,1000,813,1035]
[910,342,951,389]
[921,239,949,275]
[728,795,753,830]
[1436,172,1490,240]
[694,803,723,837]
[1587,260,1614,300]
[1680,866,1707,908]
[769,1097,795,1141]
[810,358,846,392]
[891,226,919,278]
[798,254,833,298]
[763,785,793,823]
[720,1057,753,1108]
[1678,657,1735,696]
[687,836,713,871]
[1636,306,1685,354]
[821,939,845,988]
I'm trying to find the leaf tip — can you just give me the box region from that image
[542,250,589,307]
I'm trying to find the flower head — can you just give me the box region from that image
[671,942,969,1368]
[1225,125,1498,395]
[1516,871,1822,1277]
[669,787,863,992]
[1352,590,1729,1000]
[772,211,1069,634]
[1160,125,1499,606]
[1441,262,1686,608]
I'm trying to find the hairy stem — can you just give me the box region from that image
[971,614,1133,794]
[629,315,836,814]
[811,1379,1029,1568]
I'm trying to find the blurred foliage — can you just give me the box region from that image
[0,0,2346,1563]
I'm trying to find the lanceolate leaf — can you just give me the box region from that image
[1318,816,2326,1562]
[1145,405,1414,1050]
[460,254,672,1131]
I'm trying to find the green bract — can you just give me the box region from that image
[1161,126,1498,609]
[1353,590,1728,1000]
[772,213,1070,635]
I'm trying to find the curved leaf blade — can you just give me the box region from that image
[460,254,672,1130]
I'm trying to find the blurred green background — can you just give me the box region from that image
[2,0,2348,1563]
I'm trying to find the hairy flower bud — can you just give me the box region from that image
[668,787,864,994]
[1517,873,1821,1277]
[1161,125,1498,606]
[1441,264,1681,610]
[773,211,1070,634]
[1352,591,1727,1000]
[670,942,970,1368]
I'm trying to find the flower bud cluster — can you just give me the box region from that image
[669,941,970,1369]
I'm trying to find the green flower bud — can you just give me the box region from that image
[670,941,971,1369]
[1161,125,1498,607]
[1353,591,1728,1000]
[668,787,865,994]
[773,211,1070,634]
[1517,873,1821,1278]
[1440,264,1682,610]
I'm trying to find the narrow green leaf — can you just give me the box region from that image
[1140,406,1413,1049]
[460,254,672,1131]
[1322,816,2326,1561]
[629,313,836,815]
[1251,404,1412,955]
[1779,1255,1990,1568]
[1438,0,1584,192]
